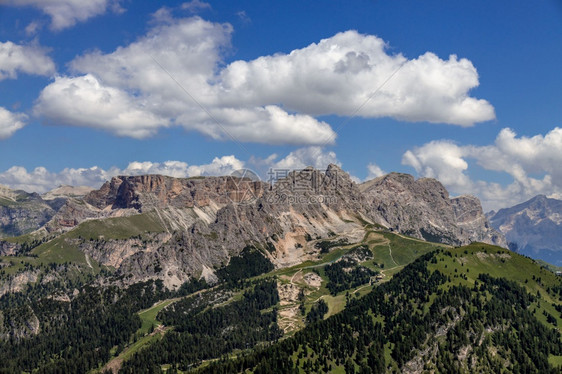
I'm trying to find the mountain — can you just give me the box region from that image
[0,185,62,239]
[488,194,562,266]
[0,166,504,289]
[41,185,94,201]
[361,173,506,247]
[190,243,562,374]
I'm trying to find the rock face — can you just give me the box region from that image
[488,195,562,265]
[0,185,61,238]
[451,195,506,246]
[84,174,264,210]
[74,168,366,287]
[0,167,505,289]
[360,173,506,247]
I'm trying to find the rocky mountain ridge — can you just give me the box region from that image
[360,173,506,247]
[1,166,505,289]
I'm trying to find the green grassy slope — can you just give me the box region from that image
[195,240,562,374]
[0,212,166,277]
[428,242,562,331]
[65,212,166,241]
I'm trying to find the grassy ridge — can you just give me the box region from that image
[64,212,166,241]
[429,242,562,330]
[138,299,178,335]
[1,212,166,276]
[195,240,562,374]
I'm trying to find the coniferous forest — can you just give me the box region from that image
[1,241,562,373]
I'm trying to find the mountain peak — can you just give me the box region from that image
[489,194,562,265]
[360,171,504,247]
[326,163,343,172]
[0,184,17,201]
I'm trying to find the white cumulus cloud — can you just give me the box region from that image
[0,165,110,192]
[121,156,245,178]
[0,107,28,139]
[34,14,494,146]
[0,41,55,80]
[34,74,168,138]
[218,31,495,126]
[2,0,123,30]
[180,106,335,145]
[402,127,562,210]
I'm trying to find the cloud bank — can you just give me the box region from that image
[402,127,562,211]
[0,146,347,193]
[34,14,494,145]
[0,156,246,193]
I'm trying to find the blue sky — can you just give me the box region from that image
[0,0,561,211]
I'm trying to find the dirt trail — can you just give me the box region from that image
[387,243,398,266]
[290,269,302,284]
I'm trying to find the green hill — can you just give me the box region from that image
[191,241,562,373]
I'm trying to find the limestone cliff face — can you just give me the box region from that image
[360,173,505,247]
[451,195,506,247]
[1,167,505,289]
[84,174,264,211]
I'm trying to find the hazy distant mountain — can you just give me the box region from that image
[41,185,94,201]
[488,195,562,265]
[0,185,61,238]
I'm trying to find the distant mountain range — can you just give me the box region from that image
[488,194,562,266]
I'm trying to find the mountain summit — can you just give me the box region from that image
[489,194,562,265]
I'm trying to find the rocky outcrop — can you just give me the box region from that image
[0,305,41,340]
[451,195,507,247]
[0,240,19,256]
[0,269,40,297]
[488,195,562,265]
[46,198,112,232]
[360,173,505,247]
[0,186,60,238]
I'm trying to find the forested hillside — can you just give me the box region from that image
[196,248,562,374]
[1,225,560,373]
